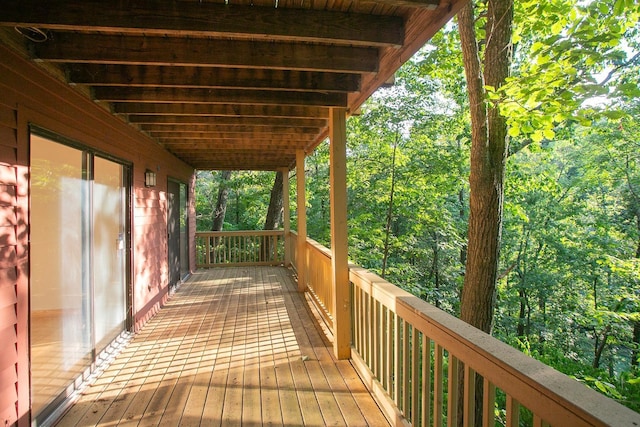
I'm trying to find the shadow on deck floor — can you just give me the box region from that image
[54,267,389,427]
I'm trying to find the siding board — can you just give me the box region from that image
[1,40,196,425]
[0,165,16,186]
[0,284,16,309]
[0,106,16,129]
[0,127,16,148]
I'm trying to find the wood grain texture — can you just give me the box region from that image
[2,0,404,46]
[93,87,348,107]
[53,267,389,426]
[68,64,361,93]
[114,103,329,118]
[35,33,379,73]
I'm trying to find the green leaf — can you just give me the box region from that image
[543,128,555,139]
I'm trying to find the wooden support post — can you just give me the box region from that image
[296,149,307,292]
[281,167,291,267]
[329,107,351,360]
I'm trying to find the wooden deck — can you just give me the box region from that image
[54,267,389,426]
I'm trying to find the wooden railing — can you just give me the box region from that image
[195,230,284,267]
[297,237,640,427]
[289,231,334,328]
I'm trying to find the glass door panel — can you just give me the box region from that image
[93,157,127,352]
[179,182,189,279]
[30,134,92,417]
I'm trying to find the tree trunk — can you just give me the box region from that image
[212,170,232,231]
[458,0,513,335]
[262,171,284,261]
[593,325,611,369]
[457,1,513,425]
[517,287,527,338]
[264,171,284,230]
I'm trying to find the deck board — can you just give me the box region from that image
[54,266,389,427]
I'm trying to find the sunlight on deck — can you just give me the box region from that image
[55,267,388,426]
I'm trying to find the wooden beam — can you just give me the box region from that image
[167,149,299,156]
[172,153,295,167]
[68,65,361,93]
[2,0,404,47]
[127,115,328,128]
[158,138,307,147]
[150,132,315,141]
[296,149,307,293]
[93,87,348,107]
[189,163,293,172]
[140,125,323,135]
[162,142,304,151]
[360,0,439,9]
[113,104,329,119]
[329,107,351,360]
[34,33,379,73]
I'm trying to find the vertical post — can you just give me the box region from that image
[329,107,351,360]
[296,149,307,292]
[281,167,291,266]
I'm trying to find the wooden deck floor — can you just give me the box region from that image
[55,267,389,426]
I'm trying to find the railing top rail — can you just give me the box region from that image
[348,264,640,427]
[305,237,332,259]
[196,230,284,237]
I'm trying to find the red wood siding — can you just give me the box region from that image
[0,42,196,424]
[0,103,19,425]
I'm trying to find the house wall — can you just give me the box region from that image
[0,42,196,426]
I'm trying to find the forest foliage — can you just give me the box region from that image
[196,0,640,411]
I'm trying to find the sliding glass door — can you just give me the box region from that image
[93,156,127,352]
[30,130,130,422]
[30,134,92,418]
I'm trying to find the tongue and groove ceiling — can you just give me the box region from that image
[0,0,463,170]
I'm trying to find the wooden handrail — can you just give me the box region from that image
[296,236,640,427]
[195,230,285,267]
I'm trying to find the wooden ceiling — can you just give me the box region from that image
[0,0,464,170]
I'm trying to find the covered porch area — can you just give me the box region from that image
[55,267,388,426]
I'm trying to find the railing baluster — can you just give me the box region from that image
[447,354,459,427]
[464,365,476,427]
[373,299,379,379]
[433,344,443,427]
[533,415,549,427]
[506,395,520,427]
[394,314,401,404]
[412,328,419,425]
[385,309,394,395]
[422,335,431,427]
[403,320,410,417]
[205,236,210,266]
[482,380,495,427]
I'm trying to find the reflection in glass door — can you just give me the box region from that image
[93,157,127,352]
[30,134,92,418]
[30,131,130,423]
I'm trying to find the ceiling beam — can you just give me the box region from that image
[113,104,329,119]
[1,0,404,47]
[127,115,328,128]
[163,142,306,150]
[159,138,310,147]
[93,87,347,107]
[183,160,295,172]
[149,132,315,141]
[167,147,301,155]
[140,125,323,135]
[33,33,379,73]
[360,0,440,9]
[68,65,361,93]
